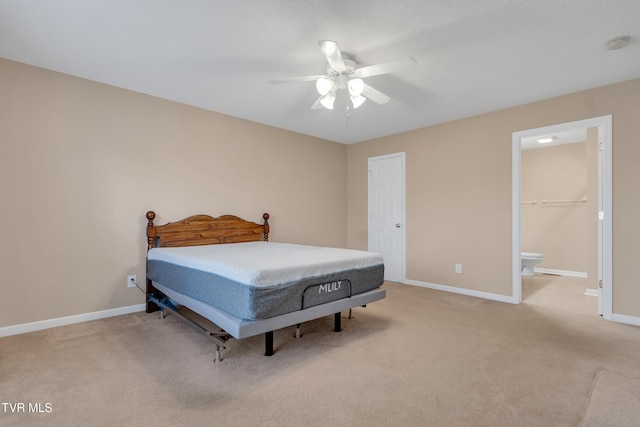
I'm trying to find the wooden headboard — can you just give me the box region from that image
[145,211,270,250]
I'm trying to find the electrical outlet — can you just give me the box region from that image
[127,275,137,288]
[455,264,462,274]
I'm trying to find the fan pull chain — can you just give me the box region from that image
[345,105,352,124]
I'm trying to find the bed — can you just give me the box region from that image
[145,211,386,362]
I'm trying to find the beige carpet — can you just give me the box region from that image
[522,274,598,315]
[2,282,640,427]
[581,369,640,427]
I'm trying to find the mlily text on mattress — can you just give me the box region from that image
[144,211,386,363]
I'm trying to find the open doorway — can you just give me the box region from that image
[512,116,612,320]
[520,127,597,315]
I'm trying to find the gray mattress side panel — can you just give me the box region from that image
[147,260,384,321]
[147,260,256,320]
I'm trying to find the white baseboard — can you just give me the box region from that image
[3,290,637,338]
[535,268,587,278]
[611,313,640,327]
[404,279,640,328]
[403,279,517,304]
[0,304,146,338]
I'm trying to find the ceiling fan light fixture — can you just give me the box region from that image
[347,78,364,96]
[320,93,336,109]
[270,41,416,114]
[316,77,334,95]
[350,94,366,109]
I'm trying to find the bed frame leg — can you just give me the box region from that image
[265,331,274,356]
[214,346,223,364]
[295,324,301,339]
[146,279,160,313]
[334,312,342,332]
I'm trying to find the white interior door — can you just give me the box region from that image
[368,153,405,282]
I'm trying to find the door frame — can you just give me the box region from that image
[511,115,612,319]
[368,152,406,282]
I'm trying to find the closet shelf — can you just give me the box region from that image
[542,199,587,204]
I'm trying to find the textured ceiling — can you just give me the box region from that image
[1,0,639,144]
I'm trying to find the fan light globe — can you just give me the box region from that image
[320,93,336,109]
[347,78,365,96]
[316,77,333,96]
[351,95,366,109]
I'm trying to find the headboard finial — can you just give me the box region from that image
[146,211,156,250]
[263,213,270,241]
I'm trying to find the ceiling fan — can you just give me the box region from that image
[269,40,416,110]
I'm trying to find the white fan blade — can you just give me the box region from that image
[318,40,346,71]
[311,96,324,109]
[362,83,390,105]
[355,57,417,78]
[269,75,325,84]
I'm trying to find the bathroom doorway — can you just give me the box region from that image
[512,116,612,319]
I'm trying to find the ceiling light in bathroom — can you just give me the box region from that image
[537,136,558,144]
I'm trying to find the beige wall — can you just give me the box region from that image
[0,58,346,327]
[3,56,640,327]
[347,78,640,318]
[521,142,590,273]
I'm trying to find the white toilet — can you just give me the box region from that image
[521,252,544,276]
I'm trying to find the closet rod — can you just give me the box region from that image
[542,198,587,204]
[521,201,537,205]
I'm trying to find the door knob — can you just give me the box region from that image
[396,223,401,228]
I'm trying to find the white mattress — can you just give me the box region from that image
[147,241,384,287]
